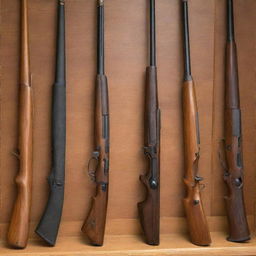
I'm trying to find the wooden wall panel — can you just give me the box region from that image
[0,0,255,242]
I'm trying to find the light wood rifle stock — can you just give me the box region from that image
[7,0,33,249]
[181,0,211,246]
[182,80,211,246]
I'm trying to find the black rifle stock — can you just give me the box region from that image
[35,0,66,246]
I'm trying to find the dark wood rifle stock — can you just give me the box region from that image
[221,0,250,242]
[7,0,33,249]
[138,0,160,246]
[81,0,109,246]
[138,67,160,245]
[181,0,211,246]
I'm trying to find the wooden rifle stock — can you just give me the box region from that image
[182,80,211,246]
[221,0,250,242]
[81,75,109,246]
[7,0,33,249]
[138,0,160,245]
[138,66,160,245]
[181,0,211,246]
[81,1,109,246]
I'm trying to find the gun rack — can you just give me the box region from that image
[1,0,256,255]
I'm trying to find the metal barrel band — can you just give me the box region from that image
[47,174,64,187]
[144,145,157,158]
[95,181,108,192]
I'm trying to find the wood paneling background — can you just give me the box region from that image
[0,0,255,242]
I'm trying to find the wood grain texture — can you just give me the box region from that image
[182,80,211,246]
[7,0,33,249]
[1,232,256,256]
[0,0,255,253]
[222,41,250,242]
[138,66,160,245]
[81,75,109,246]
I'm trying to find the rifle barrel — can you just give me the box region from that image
[56,0,65,84]
[150,0,156,66]
[98,0,104,75]
[20,0,30,85]
[227,0,235,42]
[182,0,192,80]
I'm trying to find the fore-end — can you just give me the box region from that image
[7,0,33,249]
[221,0,250,242]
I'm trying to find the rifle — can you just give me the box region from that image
[35,0,66,246]
[137,0,160,246]
[81,0,109,246]
[181,0,211,246]
[7,0,33,249]
[221,0,250,242]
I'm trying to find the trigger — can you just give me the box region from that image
[195,175,203,182]
[12,149,20,159]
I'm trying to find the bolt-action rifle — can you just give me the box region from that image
[220,0,250,242]
[138,0,161,246]
[181,0,211,246]
[81,0,110,246]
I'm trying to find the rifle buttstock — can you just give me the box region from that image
[224,181,250,242]
[183,181,211,246]
[138,174,160,245]
[8,85,33,249]
[182,80,211,246]
[35,172,65,246]
[82,190,108,246]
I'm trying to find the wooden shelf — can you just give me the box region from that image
[1,0,256,256]
[1,232,256,256]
